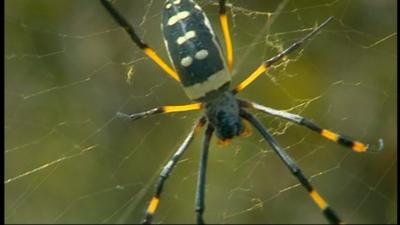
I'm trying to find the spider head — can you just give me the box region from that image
[204,92,243,141]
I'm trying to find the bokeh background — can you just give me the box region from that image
[5,0,396,224]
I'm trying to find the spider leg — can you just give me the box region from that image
[117,103,202,121]
[232,17,333,94]
[239,99,384,152]
[240,109,342,224]
[195,125,214,224]
[142,117,207,224]
[99,0,180,82]
[219,0,233,72]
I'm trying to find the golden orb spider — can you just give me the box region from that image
[99,0,383,224]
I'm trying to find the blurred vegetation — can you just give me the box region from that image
[5,0,396,224]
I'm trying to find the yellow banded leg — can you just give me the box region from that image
[232,64,268,94]
[100,0,180,82]
[239,100,384,153]
[219,0,233,72]
[294,167,342,224]
[303,120,383,153]
[143,47,180,82]
[308,189,341,224]
[310,190,328,210]
[232,17,334,94]
[142,117,206,224]
[241,110,343,224]
[163,103,202,113]
[146,197,160,216]
[117,103,202,121]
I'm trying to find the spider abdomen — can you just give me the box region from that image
[162,0,231,102]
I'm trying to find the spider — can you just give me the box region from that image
[99,0,384,224]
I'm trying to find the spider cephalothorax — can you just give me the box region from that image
[204,91,243,140]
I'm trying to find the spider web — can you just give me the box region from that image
[5,0,397,224]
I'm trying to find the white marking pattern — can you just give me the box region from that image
[176,30,196,45]
[180,56,193,67]
[184,70,230,99]
[195,49,209,60]
[167,11,190,26]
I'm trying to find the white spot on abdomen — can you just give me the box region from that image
[165,3,172,9]
[176,30,196,45]
[173,0,181,4]
[168,11,190,26]
[180,56,193,67]
[195,49,209,60]
[194,4,202,11]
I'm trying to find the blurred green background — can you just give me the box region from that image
[5,0,396,224]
